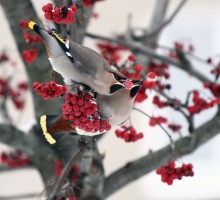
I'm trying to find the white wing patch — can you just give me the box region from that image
[66,52,72,57]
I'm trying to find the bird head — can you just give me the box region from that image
[28,21,72,60]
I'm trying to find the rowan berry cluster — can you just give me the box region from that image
[0,151,30,168]
[134,86,148,103]
[169,41,194,59]
[62,91,111,133]
[55,160,80,181]
[19,20,29,29]
[156,161,194,185]
[83,0,105,7]
[187,90,220,115]
[115,126,144,142]
[0,52,9,63]
[33,81,67,100]
[97,42,127,64]
[204,82,220,97]
[0,78,27,110]
[42,3,78,24]
[147,61,169,79]
[174,41,194,52]
[22,49,38,63]
[168,123,182,132]
[149,116,167,126]
[23,32,41,44]
[153,96,168,108]
[9,88,25,109]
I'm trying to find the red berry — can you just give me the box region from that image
[147,72,156,79]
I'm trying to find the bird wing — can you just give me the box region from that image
[69,41,127,79]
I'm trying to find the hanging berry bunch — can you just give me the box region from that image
[156,161,194,185]
[0,151,30,168]
[22,48,38,63]
[62,90,111,133]
[55,160,80,181]
[42,3,78,24]
[83,0,105,7]
[33,81,67,100]
[115,125,144,142]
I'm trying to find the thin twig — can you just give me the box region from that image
[0,193,39,200]
[156,43,218,70]
[132,107,175,150]
[146,0,187,38]
[49,149,83,199]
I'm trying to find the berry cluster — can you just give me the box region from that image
[97,42,127,64]
[187,90,220,115]
[168,123,182,132]
[0,78,27,110]
[149,116,167,126]
[23,32,41,44]
[0,151,30,168]
[33,81,67,100]
[169,41,194,59]
[153,96,168,108]
[174,41,194,52]
[9,88,25,109]
[42,3,78,24]
[134,86,148,103]
[0,52,9,63]
[156,161,194,185]
[19,20,29,29]
[115,126,144,142]
[147,61,169,79]
[22,48,38,63]
[204,82,220,97]
[62,92,111,133]
[0,78,7,96]
[120,58,157,103]
[122,64,143,79]
[18,82,29,90]
[55,160,80,181]
[83,0,105,7]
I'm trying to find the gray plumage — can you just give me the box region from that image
[30,22,126,95]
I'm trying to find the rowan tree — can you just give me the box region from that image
[0,0,219,199]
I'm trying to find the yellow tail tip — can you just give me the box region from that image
[28,21,36,29]
[40,115,56,144]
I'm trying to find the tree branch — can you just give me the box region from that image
[132,107,175,150]
[0,0,63,118]
[146,0,187,39]
[86,32,211,83]
[49,149,83,199]
[143,0,170,46]
[0,193,39,200]
[0,165,33,173]
[103,112,220,198]
[0,124,34,155]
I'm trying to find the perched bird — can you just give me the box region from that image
[28,21,126,95]
[40,81,142,144]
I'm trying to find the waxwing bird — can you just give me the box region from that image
[40,81,142,144]
[28,21,127,95]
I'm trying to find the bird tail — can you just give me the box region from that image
[40,115,77,144]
